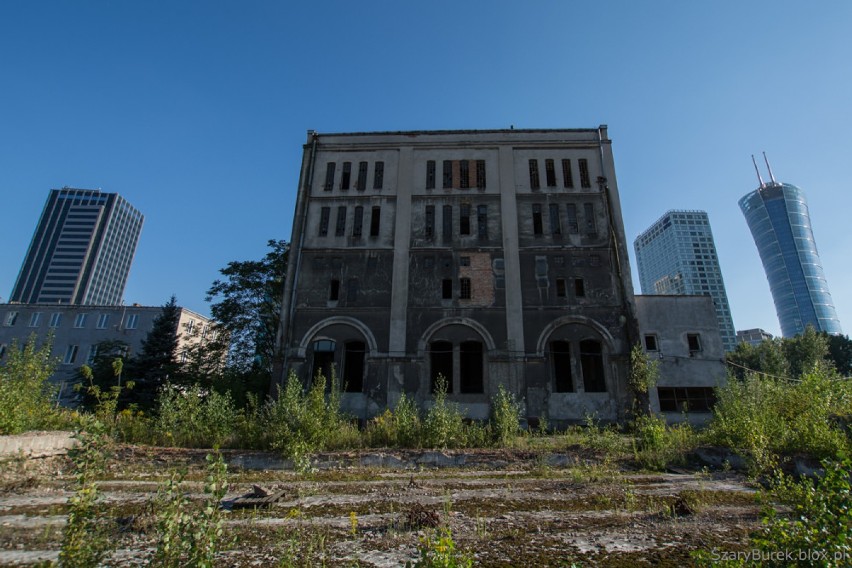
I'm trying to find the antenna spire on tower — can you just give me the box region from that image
[763,152,777,184]
[751,154,766,189]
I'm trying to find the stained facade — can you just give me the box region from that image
[276,128,640,424]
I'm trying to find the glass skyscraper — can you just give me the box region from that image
[10,188,144,306]
[634,210,737,352]
[739,180,842,337]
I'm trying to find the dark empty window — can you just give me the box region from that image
[329,279,340,301]
[545,159,556,187]
[566,203,579,233]
[477,204,487,239]
[584,203,597,234]
[353,206,363,237]
[425,205,435,238]
[311,340,336,385]
[556,278,567,297]
[532,204,543,235]
[373,161,384,189]
[356,161,368,191]
[644,335,658,351]
[431,341,454,393]
[460,204,471,235]
[476,160,486,188]
[459,160,470,189]
[552,340,573,392]
[426,160,436,189]
[687,333,701,353]
[442,279,453,300]
[459,277,472,299]
[459,256,470,266]
[324,162,336,191]
[549,203,561,235]
[442,205,453,239]
[579,158,591,188]
[319,207,330,236]
[459,341,484,393]
[529,159,540,189]
[343,341,365,392]
[335,206,346,236]
[574,278,585,298]
[562,159,574,188]
[443,160,452,188]
[341,162,351,190]
[580,340,606,392]
[657,387,716,412]
[347,278,359,302]
[370,206,381,236]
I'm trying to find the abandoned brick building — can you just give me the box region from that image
[275,127,642,424]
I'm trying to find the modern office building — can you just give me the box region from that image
[276,127,642,424]
[739,157,842,337]
[736,328,774,346]
[10,188,144,306]
[634,210,737,352]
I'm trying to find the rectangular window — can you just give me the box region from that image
[49,312,62,328]
[459,160,470,189]
[574,278,585,298]
[353,206,363,237]
[356,161,368,191]
[319,206,330,236]
[552,341,573,392]
[644,334,658,351]
[370,206,381,237]
[580,340,606,392]
[459,277,472,299]
[29,312,42,327]
[125,314,139,329]
[425,205,435,238]
[96,314,109,329]
[584,203,597,234]
[442,279,453,300]
[4,312,18,326]
[329,279,340,301]
[74,313,88,328]
[657,387,716,412]
[460,204,471,235]
[442,160,452,189]
[545,159,556,187]
[566,203,579,233]
[426,160,436,189]
[442,205,453,239]
[687,333,702,353]
[64,345,79,365]
[529,159,540,189]
[459,341,484,394]
[579,158,591,188]
[459,256,470,266]
[477,204,487,239]
[343,341,366,393]
[323,162,336,191]
[556,278,567,297]
[373,161,384,189]
[476,160,486,188]
[431,341,454,394]
[87,345,99,365]
[562,159,574,188]
[340,162,351,190]
[335,206,347,236]
[532,204,543,235]
[549,203,561,235]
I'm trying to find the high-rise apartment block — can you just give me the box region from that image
[634,210,737,352]
[10,188,144,306]
[740,158,842,337]
[277,127,641,424]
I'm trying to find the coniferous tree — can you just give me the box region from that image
[129,295,181,408]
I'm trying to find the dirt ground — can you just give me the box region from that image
[0,444,760,567]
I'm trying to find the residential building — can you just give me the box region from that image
[10,188,144,306]
[0,303,212,403]
[634,210,737,352]
[736,328,774,346]
[739,156,842,337]
[276,127,641,424]
[635,295,727,423]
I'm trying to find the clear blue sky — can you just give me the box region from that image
[2,1,850,338]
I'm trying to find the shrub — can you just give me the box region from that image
[422,375,467,449]
[364,392,423,448]
[632,414,696,470]
[408,526,473,568]
[154,384,239,448]
[491,384,521,447]
[0,335,65,434]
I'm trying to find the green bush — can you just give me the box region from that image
[364,392,422,448]
[422,376,468,449]
[632,414,696,470]
[491,384,521,447]
[154,384,239,448]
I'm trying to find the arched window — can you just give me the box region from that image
[459,341,483,394]
[311,340,336,385]
[580,339,606,392]
[343,341,365,393]
[430,341,453,393]
[551,340,573,393]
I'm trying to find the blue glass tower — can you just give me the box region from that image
[739,159,842,337]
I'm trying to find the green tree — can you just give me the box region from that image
[205,239,288,375]
[782,325,829,379]
[825,333,852,376]
[629,344,659,417]
[0,334,59,434]
[75,340,130,410]
[726,338,789,381]
[129,295,181,408]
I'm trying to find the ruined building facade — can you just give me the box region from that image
[276,128,639,424]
